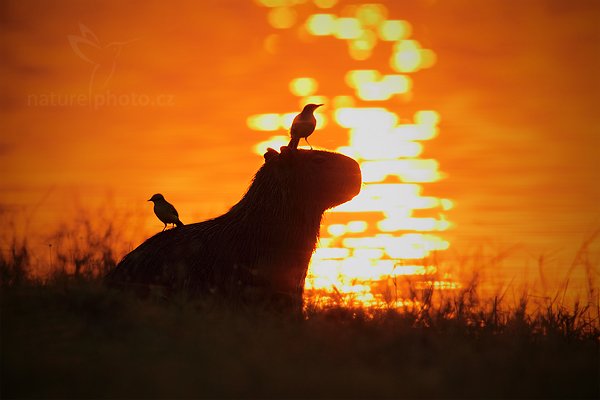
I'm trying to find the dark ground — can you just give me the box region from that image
[1,278,598,399]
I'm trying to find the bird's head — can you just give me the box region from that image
[148,193,165,202]
[302,103,324,114]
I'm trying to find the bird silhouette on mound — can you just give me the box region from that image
[288,103,323,150]
[148,193,183,231]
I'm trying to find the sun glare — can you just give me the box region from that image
[252,1,456,307]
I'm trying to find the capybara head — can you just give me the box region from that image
[260,146,362,211]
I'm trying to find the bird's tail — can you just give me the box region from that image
[176,219,184,227]
[288,136,300,150]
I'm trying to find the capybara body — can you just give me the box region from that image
[105,147,361,310]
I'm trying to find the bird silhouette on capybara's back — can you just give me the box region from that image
[105,147,361,310]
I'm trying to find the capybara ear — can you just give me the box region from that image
[280,146,294,162]
[264,147,279,162]
[280,146,294,155]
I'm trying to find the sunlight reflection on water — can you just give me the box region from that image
[252,1,457,307]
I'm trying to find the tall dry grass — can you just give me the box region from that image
[1,215,599,398]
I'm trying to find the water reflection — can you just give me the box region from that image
[251,1,457,307]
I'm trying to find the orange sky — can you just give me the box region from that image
[1,0,599,285]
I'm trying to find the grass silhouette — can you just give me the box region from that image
[1,219,599,398]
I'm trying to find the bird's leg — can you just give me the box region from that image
[305,137,313,150]
[162,224,167,232]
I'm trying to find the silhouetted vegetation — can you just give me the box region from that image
[1,223,599,399]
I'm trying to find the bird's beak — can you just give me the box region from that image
[317,104,324,107]
[147,198,152,202]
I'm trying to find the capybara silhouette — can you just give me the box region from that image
[105,146,361,310]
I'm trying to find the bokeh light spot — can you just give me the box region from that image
[355,4,387,26]
[306,13,336,35]
[348,41,372,60]
[391,40,422,72]
[381,74,411,94]
[332,95,355,108]
[344,69,381,88]
[440,199,454,210]
[328,224,347,236]
[347,220,368,233]
[334,18,362,39]
[356,82,390,100]
[263,34,280,54]
[247,113,281,131]
[314,0,338,9]
[420,49,437,69]
[379,20,411,41]
[415,110,440,126]
[289,77,318,97]
[351,29,377,55]
[267,7,297,29]
[257,0,289,7]
[315,111,327,129]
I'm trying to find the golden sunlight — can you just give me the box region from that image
[248,2,455,307]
